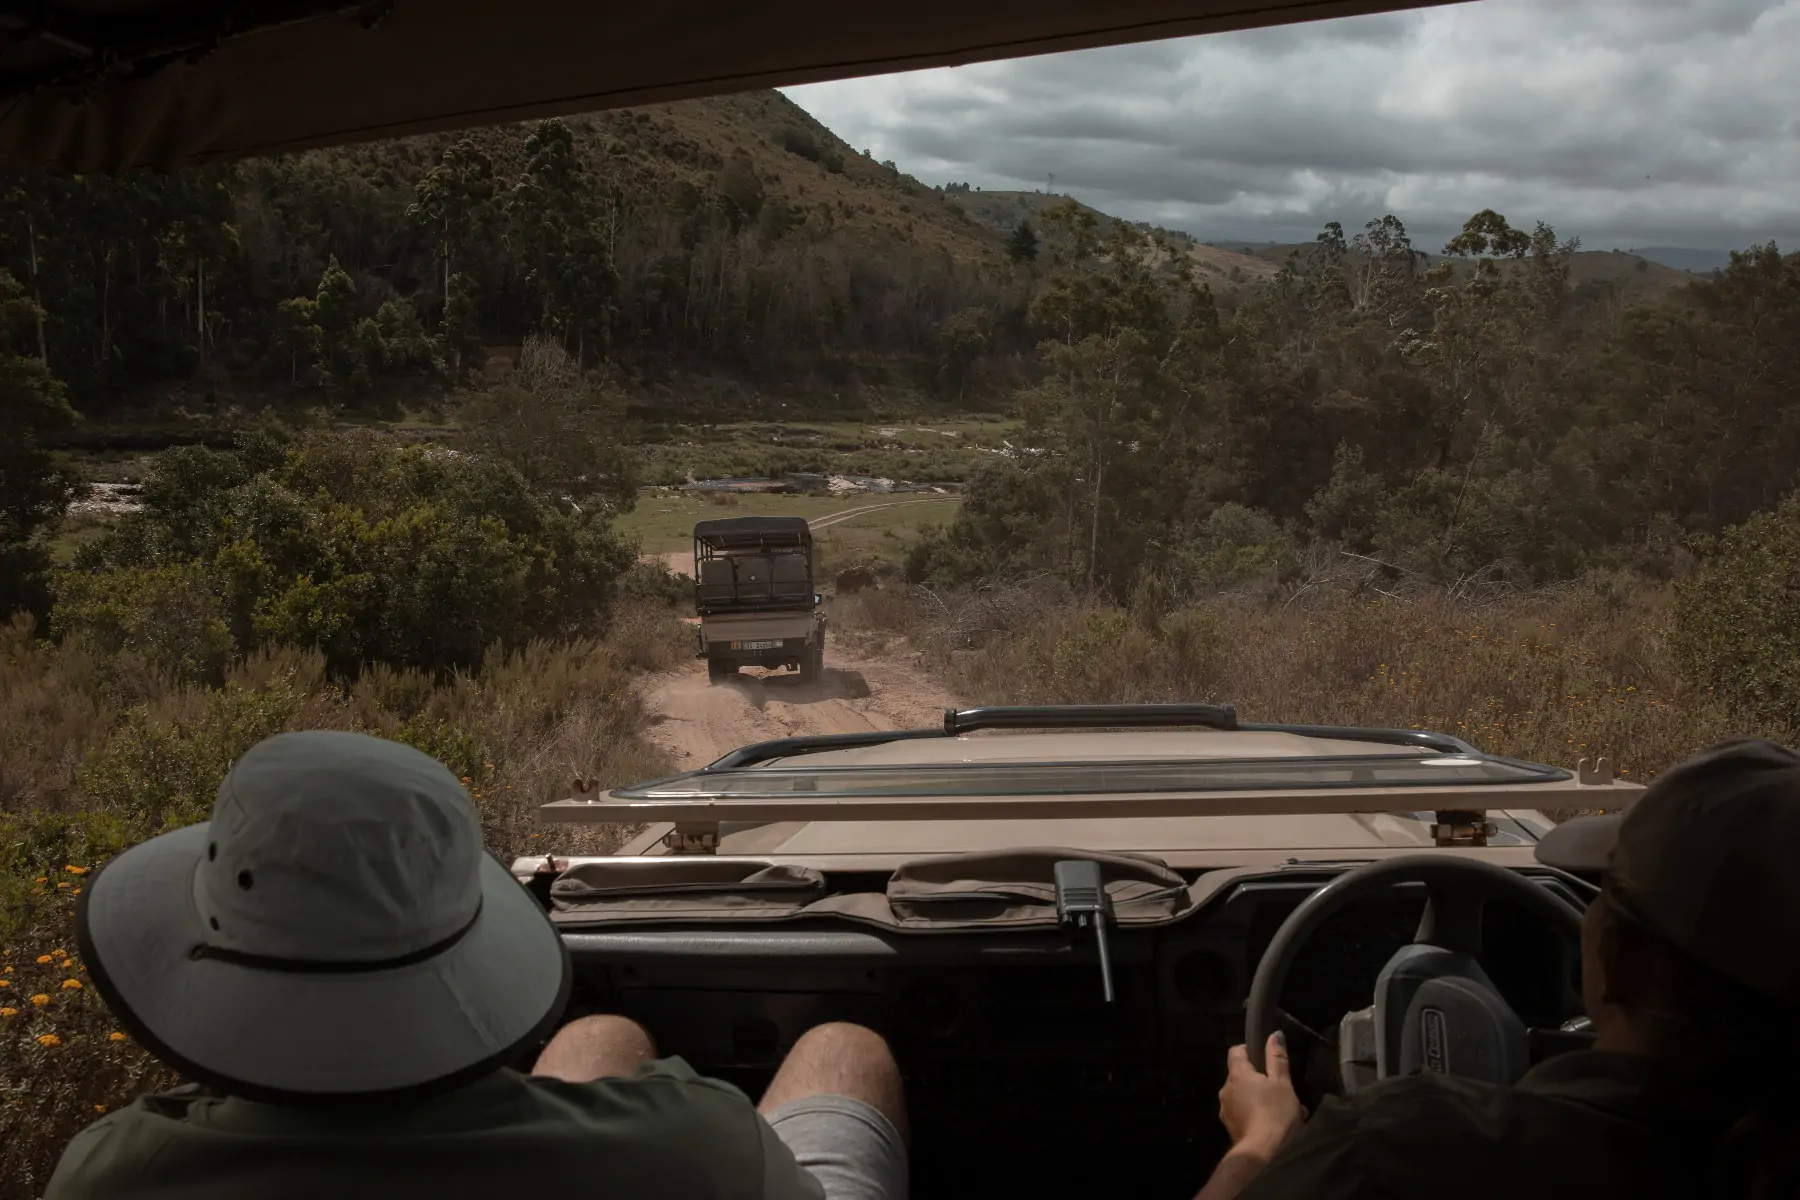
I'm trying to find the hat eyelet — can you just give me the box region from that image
[209,917,220,931]
[207,843,217,862]
[237,870,254,891]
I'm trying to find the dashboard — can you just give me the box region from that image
[555,867,1590,1200]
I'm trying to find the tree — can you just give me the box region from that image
[0,270,77,617]
[312,257,363,389]
[504,119,617,360]
[1444,209,1532,263]
[459,335,636,513]
[405,138,496,314]
[937,307,992,400]
[1007,220,1039,264]
[439,273,485,376]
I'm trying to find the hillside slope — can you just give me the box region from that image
[946,188,1278,291]
[5,87,1032,419]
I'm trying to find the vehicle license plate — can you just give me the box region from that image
[736,639,781,650]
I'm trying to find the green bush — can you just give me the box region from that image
[1672,496,1800,723]
[51,563,236,684]
[69,430,634,676]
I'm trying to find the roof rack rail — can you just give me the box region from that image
[943,703,1239,736]
[1238,723,1476,755]
[706,727,945,770]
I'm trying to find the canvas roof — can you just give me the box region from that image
[0,0,1456,171]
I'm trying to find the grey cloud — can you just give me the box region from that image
[783,0,1800,251]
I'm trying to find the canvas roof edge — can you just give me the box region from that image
[693,516,813,549]
[539,776,1645,825]
[0,0,1461,171]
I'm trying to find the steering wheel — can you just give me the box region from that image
[1244,855,1584,1089]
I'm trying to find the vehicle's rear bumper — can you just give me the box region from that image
[699,612,822,663]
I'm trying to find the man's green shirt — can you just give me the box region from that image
[1241,1051,1721,1199]
[46,1058,826,1200]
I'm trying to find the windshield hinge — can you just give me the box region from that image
[1430,810,1497,847]
[1576,756,1615,785]
[662,823,720,854]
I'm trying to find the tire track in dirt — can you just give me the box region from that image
[642,644,956,770]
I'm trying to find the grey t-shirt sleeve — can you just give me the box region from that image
[755,1112,828,1200]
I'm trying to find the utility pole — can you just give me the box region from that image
[1047,172,1055,195]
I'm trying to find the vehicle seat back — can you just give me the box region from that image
[697,559,735,606]
[770,554,811,602]
[734,555,774,603]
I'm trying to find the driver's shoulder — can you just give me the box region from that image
[1318,1069,1514,1136]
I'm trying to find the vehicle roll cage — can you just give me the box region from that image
[540,704,1638,849]
[692,517,816,617]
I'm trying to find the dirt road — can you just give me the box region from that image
[643,645,955,770]
[639,497,960,767]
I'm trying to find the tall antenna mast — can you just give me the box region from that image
[1047,171,1055,194]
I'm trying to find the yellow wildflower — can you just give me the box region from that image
[0,1007,15,1017]
[61,978,82,990]
[65,865,88,875]
[0,979,9,987]
[108,1031,127,1042]
[37,1034,61,1047]
[29,993,50,1007]
[93,1104,107,1113]
[51,949,66,958]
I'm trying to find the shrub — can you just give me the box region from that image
[70,430,635,676]
[1671,496,1800,724]
[933,583,1781,782]
[0,605,686,1191]
[52,563,236,684]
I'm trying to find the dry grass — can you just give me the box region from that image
[0,603,690,1198]
[854,573,1789,783]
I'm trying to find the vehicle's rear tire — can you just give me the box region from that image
[799,635,825,684]
[706,658,731,685]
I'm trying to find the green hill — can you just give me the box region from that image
[943,188,1278,291]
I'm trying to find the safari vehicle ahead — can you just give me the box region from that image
[692,516,826,685]
[518,703,1639,1200]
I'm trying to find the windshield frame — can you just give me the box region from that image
[611,750,1572,801]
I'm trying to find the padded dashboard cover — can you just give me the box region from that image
[0,0,1457,171]
[551,860,827,920]
[548,847,1223,931]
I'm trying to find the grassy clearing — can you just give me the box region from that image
[813,498,964,571]
[621,491,960,556]
[633,416,1016,487]
[0,603,690,1197]
[841,575,1788,785]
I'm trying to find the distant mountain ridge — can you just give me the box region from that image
[1627,247,1735,274]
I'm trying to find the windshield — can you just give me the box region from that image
[616,752,1569,798]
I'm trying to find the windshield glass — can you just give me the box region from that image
[616,753,1569,798]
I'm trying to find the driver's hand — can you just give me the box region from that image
[1218,1032,1308,1156]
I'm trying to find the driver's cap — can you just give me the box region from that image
[1536,738,1800,1003]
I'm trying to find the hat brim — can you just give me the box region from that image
[77,823,570,1104]
[1534,812,1625,875]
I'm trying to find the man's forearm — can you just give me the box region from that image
[1194,1140,1279,1200]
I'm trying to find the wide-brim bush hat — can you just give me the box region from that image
[77,730,569,1103]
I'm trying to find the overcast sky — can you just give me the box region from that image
[782,0,1800,253]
